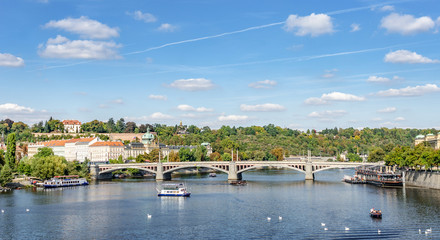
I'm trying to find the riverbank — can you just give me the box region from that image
[405,170,440,190]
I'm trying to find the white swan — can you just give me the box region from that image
[324,228,328,231]
[345,227,350,231]
[1,209,4,213]
[378,229,381,234]
[278,216,282,221]
[26,209,30,212]
[147,214,152,218]
[267,217,271,221]
[321,223,325,226]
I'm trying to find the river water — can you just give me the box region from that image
[1,169,440,240]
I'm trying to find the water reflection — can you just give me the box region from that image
[1,169,440,239]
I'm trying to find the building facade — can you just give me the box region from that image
[62,120,81,133]
[415,133,440,149]
[89,141,125,163]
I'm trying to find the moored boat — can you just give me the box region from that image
[43,175,89,188]
[209,173,216,177]
[355,166,403,187]
[157,183,191,197]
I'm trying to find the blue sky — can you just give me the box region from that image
[1,0,440,130]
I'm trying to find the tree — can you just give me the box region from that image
[368,147,385,162]
[17,157,32,176]
[0,163,13,186]
[209,152,222,161]
[116,118,126,133]
[221,152,232,161]
[31,155,67,180]
[194,145,207,161]
[178,148,195,162]
[107,118,116,133]
[125,122,137,133]
[35,147,54,158]
[6,133,16,170]
[346,153,362,162]
[168,151,180,162]
[0,149,5,166]
[270,148,285,161]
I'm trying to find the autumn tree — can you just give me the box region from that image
[270,147,285,161]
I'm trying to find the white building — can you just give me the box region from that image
[75,137,99,162]
[90,141,125,163]
[62,120,81,133]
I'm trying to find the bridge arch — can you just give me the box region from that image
[237,165,306,174]
[163,165,229,175]
[312,165,356,174]
[99,166,157,175]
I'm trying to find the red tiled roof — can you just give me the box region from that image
[77,137,96,143]
[62,120,81,125]
[43,140,69,147]
[90,141,124,147]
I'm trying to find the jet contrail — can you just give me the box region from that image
[34,0,410,71]
[124,21,285,55]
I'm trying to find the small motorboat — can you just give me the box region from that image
[230,180,247,186]
[370,208,382,218]
[209,173,216,177]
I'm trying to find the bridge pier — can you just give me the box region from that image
[90,164,100,180]
[156,162,171,181]
[228,161,242,181]
[305,162,314,181]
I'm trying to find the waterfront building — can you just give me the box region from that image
[415,133,440,149]
[62,120,81,133]
[75,137,100,162]
[124,142,146,159]
[89,141,124,163]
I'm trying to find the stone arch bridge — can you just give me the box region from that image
[90,161,378,181]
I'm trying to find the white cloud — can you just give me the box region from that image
[304,97,328,105]
[384,50,439,64]
[377,107,396,113]
[376,84,440,97]
[367,76,390,83]
[372,117,382,122]
[305,92,365,105]
[240,103,286,112]
[380,13,435,35]
[248,80,277,89]
[177,104,213,112]
[39,36,121,59]
[350,23,360,32]
[380,5,395,12]
[284,13,334,37]
[150,112,173,120]
[0,53,24,67]
[308,110,347,118]
[0,103,50,123]
[395,117,405,121]
[218,115,249,121]
[125,112,174,122]
[149,94,167,101]
[0,103,34,114]
[111,99,124,104]
[168,78,215,91]
[44,16,119,39]
[129,10,157,23]
[322,92,365,101]
[158,23,177,32]
[321,69,338,78]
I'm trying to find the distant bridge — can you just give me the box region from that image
[90,160,378,181]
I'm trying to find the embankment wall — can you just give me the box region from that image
[405,170,440,190]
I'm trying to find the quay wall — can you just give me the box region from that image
[405,170,440,190]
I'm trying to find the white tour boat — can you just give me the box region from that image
[157,183,191,197]
[43,175,89,188]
